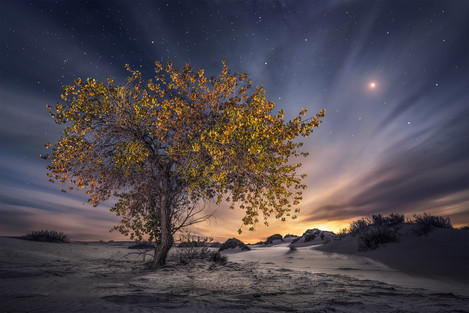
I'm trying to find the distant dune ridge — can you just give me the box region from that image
[316,223,469,284]
[1,213,468,312]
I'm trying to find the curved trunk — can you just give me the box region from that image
[151,194,173,269]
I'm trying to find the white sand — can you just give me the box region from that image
[1,235,468,312]
[316,225,469,285]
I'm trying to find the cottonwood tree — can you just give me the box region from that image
[43,60,325,268]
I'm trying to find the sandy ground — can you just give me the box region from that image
[1,236,468,312]
[316,226,469,285]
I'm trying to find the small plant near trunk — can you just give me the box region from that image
[173,233,227,265]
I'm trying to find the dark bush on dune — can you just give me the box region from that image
[128,242,155,250]
[210,251,228,265]
[413,213,453,235]
[349,219,369,236]
[337,228,348,239]
[219,238,250,251]
[358,227,398,251]
[371,213,404,226]
[350,214,405,236]
[265,234,283,244]
[178,240,207,248]
[304,230,321,242]
[21,230,69,243]
[174,245,228,265]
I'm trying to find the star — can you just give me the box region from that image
[369,81,377,89]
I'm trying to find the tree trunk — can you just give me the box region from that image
[152,194,173,269]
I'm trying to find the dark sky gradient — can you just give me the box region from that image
[1,0,468,241]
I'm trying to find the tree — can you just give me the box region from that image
[43,60,325,268]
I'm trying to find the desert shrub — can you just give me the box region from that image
[265,234,283,244]
[371,213,404,226]
[358,227,398,251]
[210,251,228,265]
[128,242,155,250]
[172,232,228,265]
[178,240,206,247]
[304,233,316,242]
[413,213,453,235]
[174,245,227,265]
[21,230,69,243]
[291,237,301,244]
[218,238,250,251]
[349,219,369,236]
[336,228,348,239]
[174,245,209,264]
[177,232,213,247]
[350,214,405,236]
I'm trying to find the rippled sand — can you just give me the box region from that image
[1,237,468,312]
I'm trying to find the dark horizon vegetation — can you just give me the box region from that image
[16,212,466,245]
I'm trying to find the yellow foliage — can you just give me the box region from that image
[44,60,325,234]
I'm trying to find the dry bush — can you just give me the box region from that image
[358,227,398,251]
[218,238,250,251]
[21,230,69,243]
[412,213,453,235]
[174,233,227,265]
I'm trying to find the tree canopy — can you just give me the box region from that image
[44,60,325,267]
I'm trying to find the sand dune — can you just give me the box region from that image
[316,224,469,284]
[1,236,468,312]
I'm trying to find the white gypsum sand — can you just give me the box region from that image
[316,224,469,285]
[0,235,468,312]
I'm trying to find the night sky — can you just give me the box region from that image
[1,0,468,242]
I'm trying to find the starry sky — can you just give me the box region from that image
[1,0,468,242]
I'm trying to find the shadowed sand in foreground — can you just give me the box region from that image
[0,234,468,312]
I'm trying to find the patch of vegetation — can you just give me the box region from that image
[291,237,301,244]
[218,238,250,251]
[358,227,398,251]
[173,246,227,265]
[337,228,348,239]
[210,251,228,265]
[348,214,405,250]
[304,233,317,242]
[265,234,283,244]
[21,230,69,243]
[173,233,227,265]
[349,219,369,236]
[371,213,404,226]
[128,242,155,250]
[350,214,404,236]
[412,213,453,235]
[178,241,207,248]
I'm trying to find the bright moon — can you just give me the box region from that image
[369,82,376,89]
